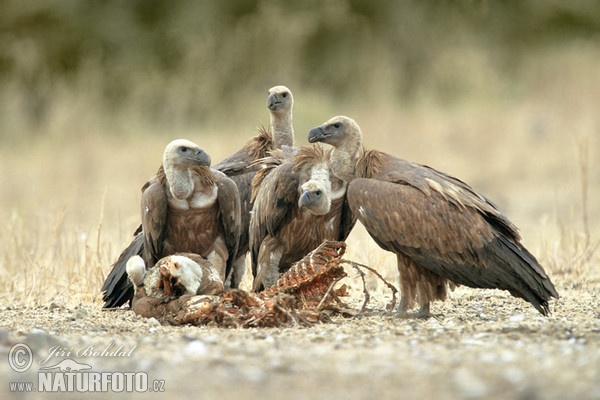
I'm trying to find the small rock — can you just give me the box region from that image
[70,307,88,320]
[509,314,525,322]
[184,340,208,357]
[146,318,161,327]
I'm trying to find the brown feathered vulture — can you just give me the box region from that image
[101,139,240,307]
[102,86,291,307]
[249,145,355,291]
[308,116,559,317]
[212,85,295,286]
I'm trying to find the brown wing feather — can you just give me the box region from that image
[141,170,168,266]
[213,170,242,282]
[360,150,521,241]
[249,162,300,277]
[348,173,558,315]
[213,127,274,260]
[213,126,273,176]
[338,195,356,241]
[102,167,164,308]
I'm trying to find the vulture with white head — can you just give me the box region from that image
[102,86,292,307]
[126,253,224,298]
[308,116,559,317]
[212,85,295,286]
[101,139,240,307]
[249,145,355,291]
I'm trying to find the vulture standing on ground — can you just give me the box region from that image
[102,86,292,307]
[308,116,559,317]
[213,85,295,286]
[249,145,355,291]
[101,139,240,307]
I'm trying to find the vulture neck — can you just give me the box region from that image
[331,140,362,183]
[166,166,195,200]
[270,111,294,149]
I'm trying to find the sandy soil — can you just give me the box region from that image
[1,282,598,400]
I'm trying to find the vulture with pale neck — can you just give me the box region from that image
[308,116,559,317]
[249,145,355,291]
[213,85,295,286]
[101,139,240,307]
[102,86,292,307]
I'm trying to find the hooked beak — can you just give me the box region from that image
[308,126,325,143]
[194,148,211,167]
[267,93,281,111]
[298,190,313,208]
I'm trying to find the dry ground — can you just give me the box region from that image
[0,278,598,400]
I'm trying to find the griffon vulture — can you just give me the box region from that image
[249,145,355,291]
[126,253,224,298]
[102,86,293,307]
[212,85,295,286]
[308,116,559,317]
[101,139,240,307]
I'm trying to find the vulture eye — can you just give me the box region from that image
[282,92,288,98]
[179,146,189,153]
[315,190,322,196]
[332,123,341,129]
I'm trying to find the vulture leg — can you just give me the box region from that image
[397,297,433,319]
[206,239,229,282]
[253,237,283,292]
[227,255,246,289]
[396,253,447,319]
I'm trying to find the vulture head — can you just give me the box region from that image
[163,139,212,200]
[298,178,331,215]
[163,139,211,170]
[125,255,146,288]
[308,115,361,148]
[157,255,204,295]
[267,85,294,113]
[308,116,363,182]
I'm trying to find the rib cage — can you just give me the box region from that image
[259,240,347,302]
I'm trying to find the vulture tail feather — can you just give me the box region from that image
[489,235,559,315]
[101,233,143,308]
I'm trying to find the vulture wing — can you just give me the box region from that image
[101,232,143,308]
[102,170,165,309]
[140,172,168,266]
[348,157,558,315]
[213,127,273,259]
[338,194,356,241]
[249,162,300,277]
[213,171,242,282]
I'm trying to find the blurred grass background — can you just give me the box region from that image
[0,0,598,306]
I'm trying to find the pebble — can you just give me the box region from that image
[70,307,88,320]
[183,340,208,357]
[509,314,525,322]
[146,317,161,327]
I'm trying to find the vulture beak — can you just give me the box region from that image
[308,126,325,143]
[267,93,282,111]
[298,189,320,208]
[194,148,211,167]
